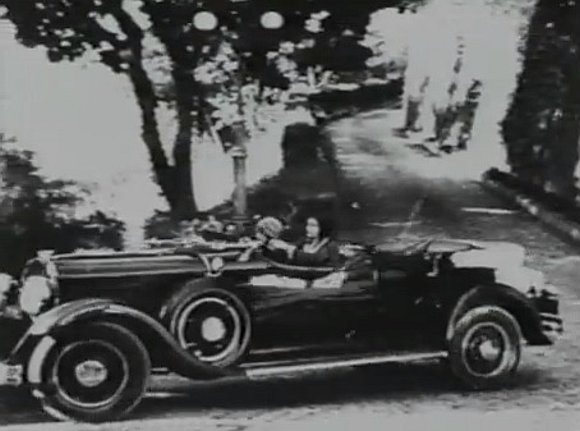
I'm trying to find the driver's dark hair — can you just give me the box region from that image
[306,215,335,240]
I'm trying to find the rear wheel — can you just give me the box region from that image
[38,322,150,422]
[163,284,251,368]
[448,306,522,390]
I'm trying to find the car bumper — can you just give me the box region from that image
[0,362,23,386]
[528,283,563,345]
[539,312,563,343]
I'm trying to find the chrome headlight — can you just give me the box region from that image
[210,257,225,272]
[19,276,52,316]
[525,269,545,298]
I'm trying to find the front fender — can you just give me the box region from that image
[7,299,116,366]
[28,298,122,336]
[446,285,549,346]
[14,298,240,383]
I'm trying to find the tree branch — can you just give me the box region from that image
[96,4,179,207]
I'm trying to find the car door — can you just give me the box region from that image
[237,268,346,349]
[370,252,445,350]
[240,253,423,351]
[315,251,441,352]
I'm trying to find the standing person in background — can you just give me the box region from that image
[455,79,483,150]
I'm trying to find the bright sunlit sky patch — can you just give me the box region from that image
[0,19,283,244]
[1,20,164,244]
[0,0,534,244]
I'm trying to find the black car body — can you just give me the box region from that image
[0,237,563,422]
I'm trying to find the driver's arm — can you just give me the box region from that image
[277,241,340,268]
[238,242,261,262]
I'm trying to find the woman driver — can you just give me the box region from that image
[267,216,340,268]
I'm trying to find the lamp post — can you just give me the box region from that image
[229,143,248,227]
[229,67,250,229]
[193,10,218,31]
[228,10,284,228]
[260,11,285,30]
[192,10,286,231]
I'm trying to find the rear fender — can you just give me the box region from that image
[17,298,239,384]
[445,285,549,346]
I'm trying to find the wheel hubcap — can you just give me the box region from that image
[478,339,501,362]
[53,340,129,408]
[201,317,227,342]
[461,322,509,377]
[177,296,243,365]
[74,360,108,388]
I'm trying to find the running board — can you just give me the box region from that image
[243,351,447,378]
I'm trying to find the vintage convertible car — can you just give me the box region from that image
[0,237,562,422]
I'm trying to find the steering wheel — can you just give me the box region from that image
[402,238,434,256]
[237,241,263,262]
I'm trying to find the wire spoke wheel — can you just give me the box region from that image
[38,322,150,423]
[449,306,521,390]
[461,322,509,377]
[165,285,251,368]
[177,297,242,364]
[52,340,129,409]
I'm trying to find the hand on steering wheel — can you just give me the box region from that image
[403,238,433,256]
[238,242,261,262]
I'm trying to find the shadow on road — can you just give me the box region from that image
[0,356,556,426]
[133,362,543,420]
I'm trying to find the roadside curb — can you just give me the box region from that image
[479,176,580,246]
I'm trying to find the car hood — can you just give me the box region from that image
[375,237,526,269]
[50,250,203,279]
[442,239,526,270]
[45,245,257,279]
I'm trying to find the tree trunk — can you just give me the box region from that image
[127,63,179,211]
[111,4,193,219]
[127,58,200,220]
[170,68,197,220]
[129,62,198,220]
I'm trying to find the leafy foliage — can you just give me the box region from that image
[0,0,411,219]
[501,0,580,198]
[0,133,124,275]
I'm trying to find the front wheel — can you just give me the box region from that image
[448,306,522,390]
[37,322,151,422]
